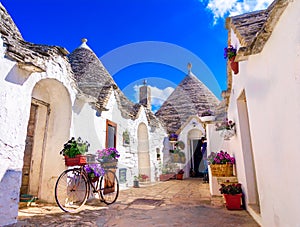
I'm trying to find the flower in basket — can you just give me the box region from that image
[215,119,235,131]
[169,133,178,141]
[224,45,237,60]
[97,147,120,162]
[219,183,242,195]
[200,109,214,117]
[208,150,235,164]
[84,164,105,181]
[60,137,89,158]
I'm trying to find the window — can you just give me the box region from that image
[156,148,161,160]
[106,120,117,148]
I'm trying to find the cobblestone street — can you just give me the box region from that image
[9,178,259,227]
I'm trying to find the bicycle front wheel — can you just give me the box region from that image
[99,169,119,205]
[55,168,89,212]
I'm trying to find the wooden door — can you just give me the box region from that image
[20,104,37,195]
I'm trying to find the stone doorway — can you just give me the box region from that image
[21,103,37,195]
[21,78,72,203]
[237,90,261,216]
[137,123,150,180]
[21,98,50,198]
[187,129,203,176]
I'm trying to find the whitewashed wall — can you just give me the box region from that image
[73,92,166,187]
[227,2,300,226]
[177,116,205,178]
[0,37,77,226]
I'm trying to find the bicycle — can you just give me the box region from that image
[54,162,119,213]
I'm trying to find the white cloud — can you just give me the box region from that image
[133,85,174,111]
[201,0,274,24]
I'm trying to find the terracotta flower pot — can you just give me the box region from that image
[230,56,239,75]
[176,173,183,180]
[223,193,243,210]
[65,154,87,166]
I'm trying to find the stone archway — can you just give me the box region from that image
[137,123,151,179]
[21,79,72,203]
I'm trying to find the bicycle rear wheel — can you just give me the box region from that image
[99,169,119,204]
[55,168,89,212]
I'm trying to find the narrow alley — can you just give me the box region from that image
[9,179,259,227]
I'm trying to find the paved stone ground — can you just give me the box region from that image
[8,178,259,227]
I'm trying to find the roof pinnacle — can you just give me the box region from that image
[187,62,192,73]
[79,38,92,51]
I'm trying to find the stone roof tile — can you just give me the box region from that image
[155,71,220,133]
[226,0,289,61]
[68,43,164,127]
[0,3,69,72]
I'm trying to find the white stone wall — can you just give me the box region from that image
[0,37,77,225]
[227,2,300,226]
[73,92,166,187]
[177,116,205,178]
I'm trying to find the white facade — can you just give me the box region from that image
[0,36,77,225]
[176,116,205,178]
[226,1,300,226]
[73,92,166,186]
[0,27,166,227]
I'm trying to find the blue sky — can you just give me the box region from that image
[1,0,273,111]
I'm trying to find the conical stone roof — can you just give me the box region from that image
[69,39,140,118]
[68,39,116,107]
[68,39,162,127]
[155,70,220,133]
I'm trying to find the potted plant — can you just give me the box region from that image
[60,137,89,166]
[224,45,239,74]
[84,164,104,182]
[138,174,149,182]
[215,119,236,140]
[169,133,178,142]
[176,169,184,180]
[160,161,177,181]
[208,150,235,177]
[97,147,120,169]
[219,183,243,210]
[133,176,140,188]
[199,109,215,122]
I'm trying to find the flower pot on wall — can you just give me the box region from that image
[219,129,235,140]
[200,115,215,122]
[230,56,239,74]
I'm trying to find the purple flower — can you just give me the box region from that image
[224,45,237,60]
[84,164,104,178]
[210,150,235,164]
[97,147,120,160]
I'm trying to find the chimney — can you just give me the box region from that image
[139,80,151,110]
